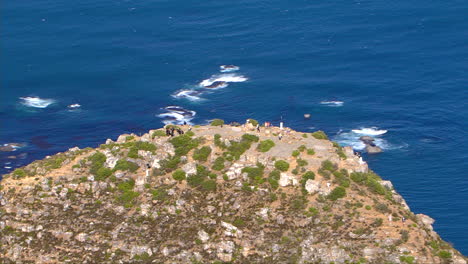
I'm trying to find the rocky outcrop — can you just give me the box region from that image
[359,136,383,154]
[0,124,465,263]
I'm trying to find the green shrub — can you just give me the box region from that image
[367,178,386,195]
[327,186,346,201]
[306,148,315,155]
[321,160,337,172]
[214,134,226,149]
[242,134,259,142]
[95,167,112,181]
[297,158,308,167]
[438,251,452,259]
[274,160,290,172]
[212,157,225,171]
[170,134,200,156]
[173,169,186,181]
[151,188,168,201]
[298,145,307,152]
[13,168,26,178]
[292,150,300,157]
[333,142,347,159]
[365,205,372,210]
[247,119,259,126]
[291,196,308,211]
[88,152,107,175]
[257,140,275,152]
[232,218,246,228]
[159,156,181,173]
[224,137,253,159]
[302,134,308,138]
[269,170,281,181]
[311,131,328,140]
[302,171,315,181]
[350,172,367,184]
[113,159,139,173]
[268,178,279,190]
[374,203,389,213]
[116,179,139,207]
[201,180,217,192]
[242,163,265,185]
[152,130,167,138]
[399,255,415,264]
[292,168,299,175]
[333,170,350,188]
[186,131,195,137]
[210,119,225,126]
[193,146,212,162]
[126,136,135,141]
[127,146,139,159]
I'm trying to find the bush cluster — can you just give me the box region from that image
[311,131,328,140]
[152,130,167,138]
[210,119,225,126]
[170,134,200,156]
[350,171,388,196]
[292,150,300,157]
[242,134,259,143]
[327,186,346,201]
[88,152,107,176]
[212,157,225,171]
[223,134,258,160]
[114,159,139,173]
[332,142,347,159]
[116,179,140,208]
[187,165,217,192]
[268,170,281,190]
[257,139,275,152]
[242,162,265,186]
[247,119,259,126]
[274,160,289,172]
[306,148,315,155]
[13,168,26,179]
[172,169,186,181]
[193,146,212,162]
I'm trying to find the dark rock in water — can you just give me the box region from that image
[359,136,382,154]
[204,81,227,89]
[31,136,52,149]
[366,145,383,154]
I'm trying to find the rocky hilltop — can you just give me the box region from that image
[1,121,466,264]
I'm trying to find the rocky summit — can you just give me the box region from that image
[1,121,466,264]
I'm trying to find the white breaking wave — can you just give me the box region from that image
[20,96,55,108]
[199,73,248,87]
[157,106,196,125]
[320,100,344,107]
[171,90,203,101]
[334,127,406,151]
[351,127,387,136]
[220,65,240,73]
[68,104,81,108]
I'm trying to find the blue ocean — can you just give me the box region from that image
[2,0,467,254]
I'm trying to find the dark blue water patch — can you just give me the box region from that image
[2,0,467,254]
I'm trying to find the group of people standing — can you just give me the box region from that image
[165,126,184,137]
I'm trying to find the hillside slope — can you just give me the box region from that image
[1,123,466,264]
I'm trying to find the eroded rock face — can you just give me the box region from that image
[0,125,465,264]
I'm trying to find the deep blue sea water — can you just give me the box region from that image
[2,0,467,254]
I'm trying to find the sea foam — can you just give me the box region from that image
[157,106,196,125]
[351,127,388,136]
[199,73,248,87]
[320,100,344,107]
[20,96,55,108]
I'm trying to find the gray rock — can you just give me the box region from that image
[365,145,383,154]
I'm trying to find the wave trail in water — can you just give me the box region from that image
[20,97,55,108]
